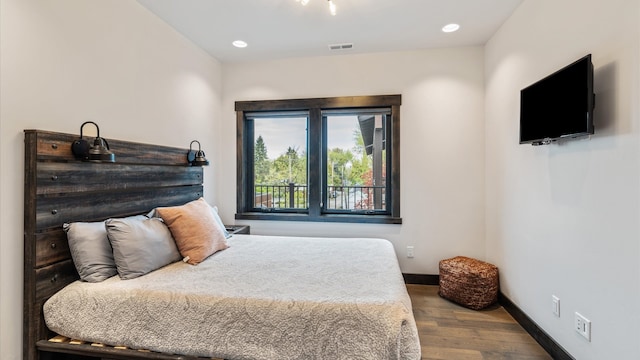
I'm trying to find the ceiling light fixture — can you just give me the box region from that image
[232,40,248,48]
[442,23,460,33]
[296,0,336,16]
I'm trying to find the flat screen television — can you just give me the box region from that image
[520,54,595,145]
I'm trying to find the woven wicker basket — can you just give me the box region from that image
[439,256,499,310]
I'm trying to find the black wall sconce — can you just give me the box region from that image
[71,121,115,162]
[187,140,209,166]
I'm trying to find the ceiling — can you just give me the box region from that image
[136,0,524,63]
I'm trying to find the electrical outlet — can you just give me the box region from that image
[575,312,591,341]
[406,246,414,258]
[552,295,560,317]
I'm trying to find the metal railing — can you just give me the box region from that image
[325,185,385,211]
[255,183,307,209]
[254,184,385,211]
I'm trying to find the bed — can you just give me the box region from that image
[23,129,420,360]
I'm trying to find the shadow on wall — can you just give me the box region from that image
[544,60,619,206]
[592,61,618,137]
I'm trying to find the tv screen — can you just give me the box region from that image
[520,54,595,145]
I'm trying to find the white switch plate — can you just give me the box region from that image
[406,246,414,258]
[552,295,560,317]
[575,312,591,341]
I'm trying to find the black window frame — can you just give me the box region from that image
[235,95,402,224]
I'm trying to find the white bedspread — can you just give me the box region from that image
[44,235,421,360]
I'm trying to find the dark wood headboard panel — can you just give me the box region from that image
[23,130,204,360]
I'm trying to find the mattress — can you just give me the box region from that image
[44,235,421,360]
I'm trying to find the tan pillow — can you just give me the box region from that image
[156,198,228,265]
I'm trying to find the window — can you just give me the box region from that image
[235,95,401,224]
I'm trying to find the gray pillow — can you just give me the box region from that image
[105,216,181,279]
[63,221,120,282]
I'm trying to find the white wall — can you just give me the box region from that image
[220,48,486,274]
[0,1,222,359]
[485,0,640,359]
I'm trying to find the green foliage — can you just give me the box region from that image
[254,143,307,208]
[254,128,374,188]
[254,136,270,184]
[254,141,307,185]
[347,127,370,185]
[253,126,388,210]
[270,146,306,184]
[327,148,354,186]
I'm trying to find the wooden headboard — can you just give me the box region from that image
[23,130,204,360]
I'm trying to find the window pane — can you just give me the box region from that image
[253,116,308,210]
[325,114,386,212]
[236,95,401,223]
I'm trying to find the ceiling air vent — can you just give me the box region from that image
[329,43,354,51]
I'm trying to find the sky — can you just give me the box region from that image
[254,115,360,160]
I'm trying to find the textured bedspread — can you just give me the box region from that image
[44,235,421,360]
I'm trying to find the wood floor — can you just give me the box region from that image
[407,285,552,360]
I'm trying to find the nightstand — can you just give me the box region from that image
[224,225,250,234]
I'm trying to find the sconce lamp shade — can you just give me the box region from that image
[188,140,209,166]
[71,121,115,162]
[88,137,115,162]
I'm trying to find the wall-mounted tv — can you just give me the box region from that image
[520,54,595,146]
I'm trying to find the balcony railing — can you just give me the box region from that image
[254,184,307,209]
[254,184,385,211]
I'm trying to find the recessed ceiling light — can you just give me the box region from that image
[442,23,460,33]
[232,40,248,48]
